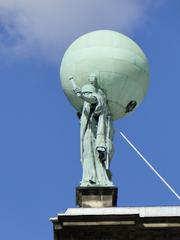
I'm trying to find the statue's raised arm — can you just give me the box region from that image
[69,75,97,104]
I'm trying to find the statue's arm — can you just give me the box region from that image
[80,92,97,104]
[69,76,97,104]
[69,76,81,97]
[72,87,97,104]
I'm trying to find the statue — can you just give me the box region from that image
[69,74,114,186]
[60,30,149,191]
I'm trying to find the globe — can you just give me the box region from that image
[60,30,149,120]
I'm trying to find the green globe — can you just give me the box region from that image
[60,30,149,120]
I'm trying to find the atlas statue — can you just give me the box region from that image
[69,74,114,186]
[60,30,149,187]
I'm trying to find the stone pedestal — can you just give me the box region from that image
[50,206,180,240]
[76,186,118,208]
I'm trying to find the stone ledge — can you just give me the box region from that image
[60,206,180,217]
[50,206,180,240]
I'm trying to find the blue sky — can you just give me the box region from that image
[0,0,180,239]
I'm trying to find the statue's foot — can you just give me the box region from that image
[89,180,96,185]
[80,180,97,187]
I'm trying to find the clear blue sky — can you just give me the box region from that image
[0,1,180,239]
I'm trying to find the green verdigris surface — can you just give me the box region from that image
[69,75,114,186]
[60,30,149,187]
[60,30,149,120]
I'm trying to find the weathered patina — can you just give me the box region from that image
[60,30,149,187]
[69,74,113,186]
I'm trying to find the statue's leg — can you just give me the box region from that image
[94,152,113,186]
[80,128,97,186]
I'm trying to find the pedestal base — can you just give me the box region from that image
[76,186,118,207]
[50,206,180,240]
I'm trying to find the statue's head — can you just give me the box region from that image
[88,73,97,86]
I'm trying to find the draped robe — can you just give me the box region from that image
[79,88,114,186]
